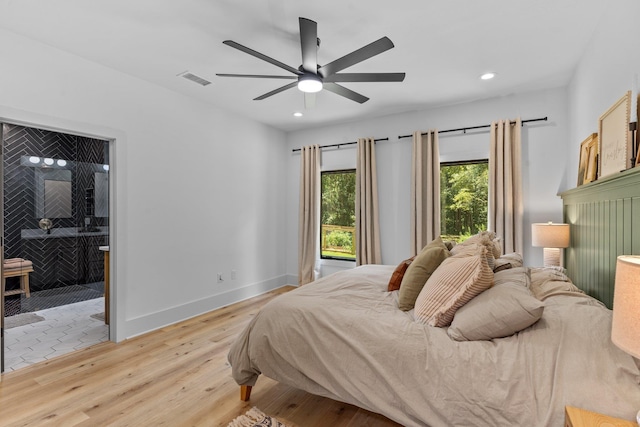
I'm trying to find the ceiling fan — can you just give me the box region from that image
[217,17,405,107]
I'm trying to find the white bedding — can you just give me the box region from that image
[228,265,640,426]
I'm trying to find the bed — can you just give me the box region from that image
[228,240,640,426]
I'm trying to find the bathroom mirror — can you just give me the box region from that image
[35,169,72,218]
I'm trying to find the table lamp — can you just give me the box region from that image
[611,255,640,426]
[531,222,570,267]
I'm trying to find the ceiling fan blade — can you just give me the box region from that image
[323,83,369,104]
[217,73,296,80]
[318,37,394,78]
[223,40,302,75]
[253,82,298,100]
[304,92,316,109]
[299,18,318,74]
[324,72,406,83]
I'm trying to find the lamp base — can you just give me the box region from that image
[543,247,561,267]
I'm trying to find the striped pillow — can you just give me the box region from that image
[450,231,500,270]
[414,245,494,327]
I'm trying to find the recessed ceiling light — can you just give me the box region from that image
[293,112,303,117]
[480,72,496,80]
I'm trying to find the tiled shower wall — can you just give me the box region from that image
[2,124,109,292]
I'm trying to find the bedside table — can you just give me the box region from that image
[565,406,637,427]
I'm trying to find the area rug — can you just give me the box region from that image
[227,407,290,427]
[4,312,45,329]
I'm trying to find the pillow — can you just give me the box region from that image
[387,256,415,292]
[529,267,584,300]
[450,231,499,270]
[493,252,523,272]
[494,266,530,288]
[443,240,457,251]
[447,282,544,341]
[532,280,585,301]
[493,263,512,273]
[397,237,450,311]
[414,244,494,327]
[491,237,502,258]
[530,266,569,285]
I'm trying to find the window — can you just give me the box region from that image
[440,160,489,242]
[320,169,356,260]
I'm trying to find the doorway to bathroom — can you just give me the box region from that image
[0,123,110,372]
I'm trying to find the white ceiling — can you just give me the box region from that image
[0,0,607,132]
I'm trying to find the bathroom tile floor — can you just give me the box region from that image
[4,283,104,316]
[4,297,108,371]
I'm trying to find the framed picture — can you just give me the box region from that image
[578,133,598,185]
[598,91,631,178]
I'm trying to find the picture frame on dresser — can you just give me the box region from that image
[578,133,598,185]
[598,91,631,179]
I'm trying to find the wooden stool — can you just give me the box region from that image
[3,266,33,298]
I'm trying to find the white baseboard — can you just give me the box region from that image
[123,274,289,339]
[284,273,298,286]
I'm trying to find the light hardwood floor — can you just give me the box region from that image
[0,286,401,427]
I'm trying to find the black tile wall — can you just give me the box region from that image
[2,124,109,292]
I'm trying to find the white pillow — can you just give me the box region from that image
[494,266,530,288]
[447,282,544,341]
[493,252,523,272]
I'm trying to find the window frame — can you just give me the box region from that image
[320,168,357,262]
[439,158,489,241]
[441,158,489,168]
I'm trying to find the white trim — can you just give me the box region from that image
[123,274,290,339]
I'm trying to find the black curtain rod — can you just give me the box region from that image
[397,116,548,140]
[292,137,389,153]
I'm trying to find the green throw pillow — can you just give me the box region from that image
[398,236,450,311]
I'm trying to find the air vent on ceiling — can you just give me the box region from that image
[178,71,211,86]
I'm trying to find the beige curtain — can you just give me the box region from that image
[410,130,440,256]
[356,138,382,266]
[298,145,320,285]
[489,118,523,255]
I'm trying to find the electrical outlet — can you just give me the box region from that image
[231,270,237,280]
[217,273,223,283]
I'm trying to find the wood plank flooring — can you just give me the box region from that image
[0,286,401,427]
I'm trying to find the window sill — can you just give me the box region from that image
[320,258,356,266]
[319,258,356,278]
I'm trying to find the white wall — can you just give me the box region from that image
[565,0,640,190]
[0,29,288,341]
[10,0,634,338]
[285,87,569,275]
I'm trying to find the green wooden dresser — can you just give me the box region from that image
[560,167,640,308]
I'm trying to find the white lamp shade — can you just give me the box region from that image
[531,223,570,248]
[611,255,640,359]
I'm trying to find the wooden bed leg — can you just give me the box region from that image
[240,385,252,401]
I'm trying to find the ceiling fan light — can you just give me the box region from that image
[297,74,323,93]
